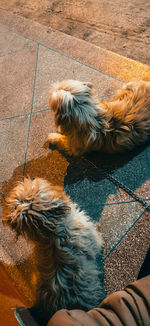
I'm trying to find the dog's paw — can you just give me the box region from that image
[44,133,59,150]
[47,133,59,144]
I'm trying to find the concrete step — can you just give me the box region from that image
[0,8,149,83]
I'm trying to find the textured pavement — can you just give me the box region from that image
[0,8,150,321]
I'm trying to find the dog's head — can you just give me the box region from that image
[2,178,70,241]
[49,80,101,134]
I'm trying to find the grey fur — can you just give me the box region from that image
[3,178,105,320]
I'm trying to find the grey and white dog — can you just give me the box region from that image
[3,177,105,321]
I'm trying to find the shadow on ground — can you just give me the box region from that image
[1,142,150,325]
[1,141,150,221]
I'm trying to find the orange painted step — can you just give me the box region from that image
[0,265,28,326]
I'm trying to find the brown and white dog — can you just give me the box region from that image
[48,80,150,156]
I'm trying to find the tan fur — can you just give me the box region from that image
[48,80,150,156]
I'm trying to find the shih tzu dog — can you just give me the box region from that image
[47,80,150,156]
[3,178,105,322]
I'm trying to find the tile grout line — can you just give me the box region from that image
[103,209,146,261]
[0,109,47,122]
[36,42,123,83]
[81,198,150,208]
[0,93,115,122]
[0,109,49,122]
[0,23,37,46]
[32,107,49,114]
[0,113,30,122]
[23,44,39,177]
[0,23,123,83]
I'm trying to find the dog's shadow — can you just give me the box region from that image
[63,141,150,221]
[1,140,150,221]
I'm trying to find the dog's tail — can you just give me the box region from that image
[49,80,93,112]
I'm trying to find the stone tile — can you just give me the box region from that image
[85,146,150,200]
[65,151,144,204]
[24,110,69,187]
[104,211,150,295]
[26,110,56,160]
[0,116,29,193]
[0,46,37,119]
[64,157,134,220]
[99,201,144,255]
[0,25,34,57]
[111,147,150,199]
[33,45,122,111]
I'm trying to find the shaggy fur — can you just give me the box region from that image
[3,178,105,320]
[48,80,150,156]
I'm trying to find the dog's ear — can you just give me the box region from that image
[56,100,74,127]
[50,88,75,127]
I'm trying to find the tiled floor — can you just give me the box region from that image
[0,8,150,323]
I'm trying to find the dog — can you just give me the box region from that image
[47,80,150,156]
[3,178,105,322]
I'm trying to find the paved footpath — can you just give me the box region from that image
[0,8,150,324]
